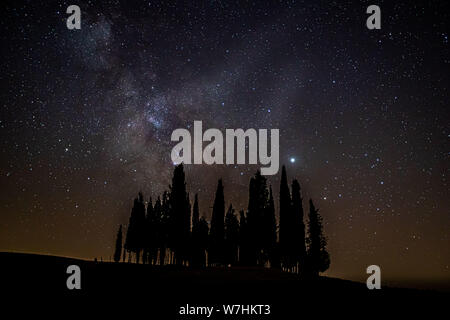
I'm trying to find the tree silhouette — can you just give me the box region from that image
[184,192,191,265]
[192,194,199,229]
[169,164,191,265]
[291,179,306,274]
[190,194,204,267]
[279,165,293,270]
[113,224,122,263]
[247,171,269,265]
[124,192,146,263]
[197,216,209,267]
[224,204,239,266]
[209,179,225,266]
[161,191,170,265]
[238,209,250,266]
[265,186,278,267]
[144,197,159,265]
[151,196,161,265]
[306,199,330,278]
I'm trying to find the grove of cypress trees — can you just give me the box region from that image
[117,163,331,273]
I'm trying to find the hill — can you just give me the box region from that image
[1,252,447,317]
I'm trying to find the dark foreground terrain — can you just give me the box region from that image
[1,252,447,318]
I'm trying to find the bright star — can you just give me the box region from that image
[290,157,295,163]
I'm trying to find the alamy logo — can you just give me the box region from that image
[171,121,279,175]
[66,265,81,289]
[366,5,381,30]
[66,5,81,30]
[366,265,381,289]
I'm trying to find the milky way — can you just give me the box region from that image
[0,1,448,287]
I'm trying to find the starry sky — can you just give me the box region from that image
[0,1,448,288]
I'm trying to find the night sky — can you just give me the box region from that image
[0,1,448,287]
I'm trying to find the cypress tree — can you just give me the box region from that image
[136,192,146,263]
[209,179,225,265]
[192,194,199,229]
[124,192,146,263]
[279,166,293,270]
[113,225,122,263]
[306,199,330,278]
[161,191,170,265]
[291,179,306,274]
[265,186,277,267]
[153,196,164,265]
[248,171,269,265]
[238,210,250,266]
[224,204,239,266]
[169,164,190,265]
[184,192,191,265]
[197,216,209,267]
[145,197,159,265]
[191,194,201,266]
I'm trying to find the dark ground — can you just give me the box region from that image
[1,252,447,318]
